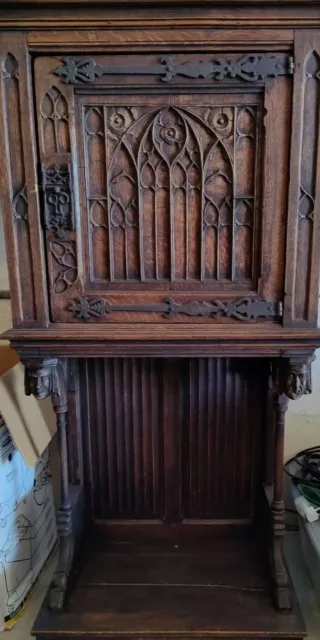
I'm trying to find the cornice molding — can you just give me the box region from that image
[0,4,320,29]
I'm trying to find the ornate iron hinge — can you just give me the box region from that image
[56,54,294,86]
[68,296,283,321]
[41,163,75,238]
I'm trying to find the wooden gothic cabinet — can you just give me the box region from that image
[1,1,320,639]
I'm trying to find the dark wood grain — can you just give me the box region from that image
[31,58,291,326]
[1,4,320,30]
[75,358,265,523]
[0,32,49,327]
[32,527,305,639]
[285,30,320,327]
[0,6,319,638]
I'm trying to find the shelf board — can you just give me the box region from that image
[33,525,306,640]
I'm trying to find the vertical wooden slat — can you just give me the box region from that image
[79,359,95,517]
[163,359,182,523]
[104,359,117,514]
[132,358,143,516]
[67,359,83,486]
[151,359,162,515]
[93,359,108,518]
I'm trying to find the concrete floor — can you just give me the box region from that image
[285,531,320,640]
[4,532,320,639]
[2,552,58,639]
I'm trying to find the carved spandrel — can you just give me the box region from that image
[42,163,74,238]
[50,240,77,294]
[83,102,260,285]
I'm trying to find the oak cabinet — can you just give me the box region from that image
[1,4,320,640]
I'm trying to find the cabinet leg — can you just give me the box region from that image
[23,358,79,611]
[270,393,290,609]
[49,410,74,611]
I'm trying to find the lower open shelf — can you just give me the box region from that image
[32,524,306,640]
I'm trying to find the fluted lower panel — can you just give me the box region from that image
[78,358,266,521]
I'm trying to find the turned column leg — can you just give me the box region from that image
[56,409,73,535]
[23,357,75,611]
[271,392,290,610]
[50,408,75,611]
[270,353,315,610]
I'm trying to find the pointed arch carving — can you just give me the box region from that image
[82,101,260,285]
[40,85,70,154]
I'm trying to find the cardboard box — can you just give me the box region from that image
[0,346,56,467]
[0,346,57,629]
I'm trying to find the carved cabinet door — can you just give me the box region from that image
[33,52,293,325]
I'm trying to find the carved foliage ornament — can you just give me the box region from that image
[56,54,294,85]
[41,163,74,238]
[68,296,282,321]
[50,240,77,294]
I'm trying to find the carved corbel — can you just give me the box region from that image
[281,355,314,400]
[24,357,68,411]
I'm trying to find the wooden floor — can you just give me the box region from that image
[33,525,306,640]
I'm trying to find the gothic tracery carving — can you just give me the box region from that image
[83,103,260,283]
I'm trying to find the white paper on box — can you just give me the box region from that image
[0,415,57,629]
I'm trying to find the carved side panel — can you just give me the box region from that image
[34,57,80,312]
[285,31,320,326]
[0,50,33,322]
[0,36,49,327]
[81,97,261,287]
